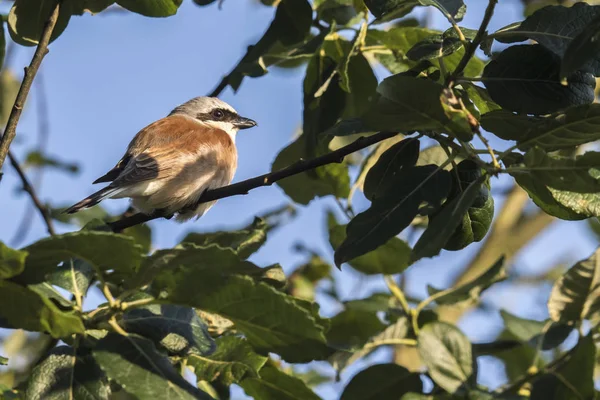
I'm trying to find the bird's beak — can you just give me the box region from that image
[234,116,257,130]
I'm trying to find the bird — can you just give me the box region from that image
[65,96,256,221]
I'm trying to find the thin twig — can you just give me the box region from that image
[384,276,412,318]
[107,131,401,232]
[0,1,61,171]
[448,0,498,84]
[7,151,56,236]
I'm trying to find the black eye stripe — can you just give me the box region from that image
[196,108,238,122]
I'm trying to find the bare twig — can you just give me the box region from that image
[7,151,55,236]
[448,0,498,84]
[107,131,401,232]
[0,1,61,171]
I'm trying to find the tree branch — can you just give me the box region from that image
[0,1,61,171]
[107,131,400,232]
[7,151,56,236]
[448,0,498,83]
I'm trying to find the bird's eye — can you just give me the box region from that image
[212,110,224,120]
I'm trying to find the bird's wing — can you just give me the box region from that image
[110,146,180,188]
[92,153,131,184]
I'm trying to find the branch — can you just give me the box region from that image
[107,131,400,232]
[7,151,55,236]
[0,0,61,171]
[448,0,498,83]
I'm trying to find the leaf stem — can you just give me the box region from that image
[120,297,156,311]
[448,0,498,83]
[0,0,61,171]
[69,260,83,311]
[476,131,500,169]
[108,316,129,336]
[384,275,412,318]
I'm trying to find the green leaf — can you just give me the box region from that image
[413,172,488,260]
[121,304,215,356]
[462,83,501,115]
[341,364,422,400]
[316,0,361,26]
[362,75,475,141]
[363,138,420,200]
[46,259,94,296]
[406,27,476,62]
[338,22,368,93]
[493,3,600,76]
[273,0,312,46]
[188,336,268,386]
[25,346,110,400]
[16,231,144,284]
[505,149,600,219]
[328,212,412,274]
[0,20,5,72]
[8,0,73,46]
[0,280,84,338]
[482,44,596,115]
[93,333,211,399]
[334,164,452,267]
[0,70,20,128]
[481,105,600,151]
[364,0,465,22]
[548,247,600,324]
[153,272,330,363]
[71,0,115,15]
[240,365,321,400]
[343,53,378,118]
[500,310,572,351]
[561,12,600,79]
[115,0,182,17]
[426,257,505,306]
[182,217,267,259]
[0,242,27,279]
[272,133,350,205]
[418,321,473,393]
[327,308,386,350]
[24,151,79,174]
[0,356,7,365]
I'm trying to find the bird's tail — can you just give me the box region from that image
[64,186,124,214]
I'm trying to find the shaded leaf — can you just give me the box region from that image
[93,333,211,399]
[153,272,330,363]
[115,0,182,17]
[188,336,267,386]
[0,280,84,338]
[8,0,73,46]
[500,310,572,351]
[481,105,600,151]
[316,0,361,26]
[327,308,385,350]
[482,44,595,115]
[462,83,501,115]
[335,164,451,267]
[341,364,422,400]
[0,242,27,279]
[46,259,94,296]
[418,322,472,393]
[561,12,600,80]
[328,213,412,274]
[364,0,465,22]
[406,27,476,62]
[16,231,144,284]
[26,346,110,400]
[122,304,215,356]
[240,365,321,400]
[182,217,267,259]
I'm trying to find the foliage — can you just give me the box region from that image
[2,0,600,399]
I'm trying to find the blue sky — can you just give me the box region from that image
[1,0,599,398]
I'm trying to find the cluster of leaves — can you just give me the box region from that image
[3,0,600,399]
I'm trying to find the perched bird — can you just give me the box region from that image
[65,97,256,221]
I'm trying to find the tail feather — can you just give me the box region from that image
[64,186,123,214]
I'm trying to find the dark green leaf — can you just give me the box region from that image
[343,54,378,118]
[0,242,27,279]
[153,272,330,363]
[561,13,600,79]
[418,322,472,393]
[26,346,110,400]
[182,217,267,259]
[500,310,572,351]
[24,151,79,174]
[328,212,412,274]
[406,27,475,62]
[327,308,385,350]
[482,44,595,115]
[364,0,465,22]
[93,333,211,399]
[188,336,268,386]
[0,280,84,338]
[505,149,600,218]
[548,247,600,323]
[272,0,312,46]
[413,172,487,260]
[272,133,350,205]
[493,3,600,76]
[364,138,420,200]
[493,330,544,382]
[8,0,73,46]
[481,105,600,151]
[46,259,94,296]
[362,75,475,141]
[462,83,501,115]
[341,364,422,400]
[71,0,115,15]
[122,304,215,356]
[316,0,361,26]
[16,231,144,284]
[240,365,321,400]
[334,165,451,267]
[426,257,505,306]
[115,0,182,17]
